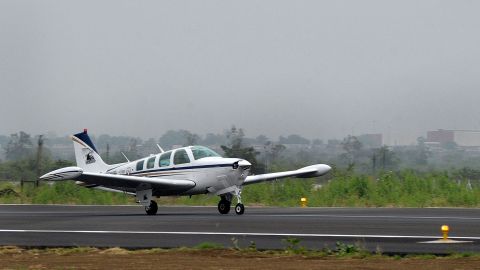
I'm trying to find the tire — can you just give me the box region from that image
[145,200,158,215]
[218,200,231,214]
[235,203,245,215]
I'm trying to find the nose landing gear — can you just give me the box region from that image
[234,202,244,215]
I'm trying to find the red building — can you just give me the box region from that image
[426,130,454,144]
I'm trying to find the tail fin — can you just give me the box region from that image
[71,129,109,172]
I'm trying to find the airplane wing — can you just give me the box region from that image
[40,166,196,191]
[243,164,331,185]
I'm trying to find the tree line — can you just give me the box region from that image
[2,126,480,185]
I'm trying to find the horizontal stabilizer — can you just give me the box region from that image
[40,167,83,181]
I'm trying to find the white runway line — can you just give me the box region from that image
[263,214,480,220]
[0,229,478,240]
[2,211,480,221]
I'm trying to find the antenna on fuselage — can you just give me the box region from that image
[121,152,130,162]
[156,144,165,153]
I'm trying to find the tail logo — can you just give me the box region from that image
[85,151,96,164]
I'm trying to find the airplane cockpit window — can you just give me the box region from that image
[146,156,156,169]
[136,160,144,171]
[173,149,190,165]
[191,146,221,160]
[159,151,171,167]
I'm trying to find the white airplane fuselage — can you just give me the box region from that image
[106,154,250,197]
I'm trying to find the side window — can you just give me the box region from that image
[159,152,171,167]
[146,156,156,169]
[136,160,144,171]
[173,149,190,165]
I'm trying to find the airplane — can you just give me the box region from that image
[40,129,332,215]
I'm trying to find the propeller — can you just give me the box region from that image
[232,160,252,170]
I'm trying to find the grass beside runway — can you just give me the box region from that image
[1,169,480,207]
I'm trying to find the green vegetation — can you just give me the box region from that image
[313,169,480,207]
[1,168,480,207]
[194,242,224,249]
[242,169,480,207]
[1,128,480,207]
[0,181,130,205]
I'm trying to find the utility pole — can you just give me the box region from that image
[382,147,386,171]
[35,135,44,188]
[106,143,110,163]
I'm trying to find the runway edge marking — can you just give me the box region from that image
[0,229,479,240]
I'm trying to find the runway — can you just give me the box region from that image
[0,205,479,254]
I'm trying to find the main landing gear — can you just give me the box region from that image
[217,187,244,215]
[145,200,158,215]
[218,198,231,214]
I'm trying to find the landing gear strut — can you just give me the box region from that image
[233,187,244,215]
[145,200,158,215]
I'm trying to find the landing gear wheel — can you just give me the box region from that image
[145,200,158,215]
[218,200,231,214]
[235,203,245,215]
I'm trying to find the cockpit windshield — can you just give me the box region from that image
[191,146,221,160]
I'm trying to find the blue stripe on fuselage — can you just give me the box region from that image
[127,163,233,176]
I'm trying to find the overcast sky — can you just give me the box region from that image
[1,0,479,144]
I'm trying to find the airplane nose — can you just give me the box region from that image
[233,160,251,170]
[238,160,252,167]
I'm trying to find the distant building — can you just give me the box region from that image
[357,134,383,148]
[426,129,480,147]
[426,130,454,144]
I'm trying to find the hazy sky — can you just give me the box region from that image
[1,0,479,144]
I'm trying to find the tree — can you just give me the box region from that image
[5,131,33,160]
[279,134,310,145]
[415,137,430,166]
[374,145,399,171]
[183,131,200,146]
[442,141,458,151]
[143,138,159,155]
[263,141,286,172]
[124,138,141,160]
[341,135,362,166]
[159,130,200,149]
[202,133,226,146]
[255,135,269,145]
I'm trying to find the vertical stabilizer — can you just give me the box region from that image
[71,129,109,172]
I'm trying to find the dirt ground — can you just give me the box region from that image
[1,248,480,270]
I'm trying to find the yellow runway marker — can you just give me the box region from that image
[300,198,307,207]
[419,225,473,244]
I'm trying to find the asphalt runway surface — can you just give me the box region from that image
[0,205,479,254]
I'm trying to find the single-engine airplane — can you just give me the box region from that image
[41,130,331,215]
